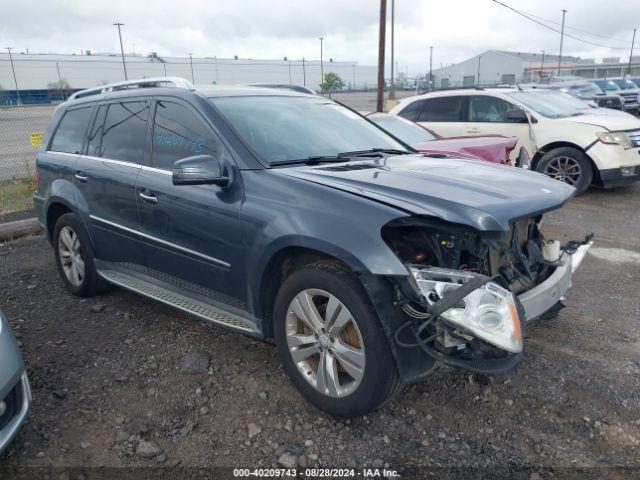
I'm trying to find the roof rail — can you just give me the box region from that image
[68,77,195,100]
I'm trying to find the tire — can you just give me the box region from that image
[273,261,402,417]
[53,213,109,297]
[535,147,593,194]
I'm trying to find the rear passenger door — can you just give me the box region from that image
[413,95,466,138]
[77,99,150,264]
[135,97,244,308]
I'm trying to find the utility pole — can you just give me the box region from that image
[288,59,292,85]
[376,0,387,112]
[477,55,481,87]
[557,9,567,76]
[189,53,195,83]
[319,37,324,92]
[628,28,637,77]
[540,50,546,80]
[113,22,128,80]
[429,46,433,90]
[302,57,306,86]
[5,47,20,104]
[389,0,396,100]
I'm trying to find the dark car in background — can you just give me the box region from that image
[366,113,519,165]
[591,79,640,114]
[0,309,31,456]
[34,78,592,417]
[537,80,623,111]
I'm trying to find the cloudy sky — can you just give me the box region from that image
[1,0,638,74]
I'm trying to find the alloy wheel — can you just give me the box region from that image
[544,156,582,186]
[285,289,365,398]
[58,225,85,287]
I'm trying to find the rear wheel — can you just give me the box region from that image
[535,147,593,194]
[53,213,108,297]
[273,261,401,417]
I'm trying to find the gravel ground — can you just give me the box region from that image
[0,184,639,478]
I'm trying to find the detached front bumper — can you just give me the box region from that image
[518,241,592,322]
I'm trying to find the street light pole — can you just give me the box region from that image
[113,22,128,80]
[540,50,545,80]
[5,47,21,104]
[429,46,433,90]
[319,37,324,92]
[376,0,387,112]
[477,55,481,87]
[628,28,637,77]
[189,52,195,83]
[389,0,395,100]
[557,9,567,76]
[302,57,306,86]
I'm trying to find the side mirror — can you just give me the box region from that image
[505,108,529,123]
[172,155,229,187]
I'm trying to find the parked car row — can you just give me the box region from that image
[391,86,640,192]
[27,77,597,418]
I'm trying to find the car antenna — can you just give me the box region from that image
[514,80,523,92]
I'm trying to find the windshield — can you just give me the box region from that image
[593,80,619,91]
[613,79,638,90]
[505,90,592,118]
[211,96,407,164]
[368,115,437,144]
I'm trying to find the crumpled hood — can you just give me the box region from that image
[413,135,518,164]
[567,111,640,131]
[277,154,575,232]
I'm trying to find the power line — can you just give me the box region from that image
[491,0,630,50]
[525,12,628,44]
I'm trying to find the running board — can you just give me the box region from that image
[98,269,256,333]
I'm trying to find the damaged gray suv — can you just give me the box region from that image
[34,78,592,417]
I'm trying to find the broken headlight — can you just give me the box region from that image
[409,267,523,353]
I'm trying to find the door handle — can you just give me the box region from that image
[464,127,480,134]
[139,190,158,204]
[74,172,88,183]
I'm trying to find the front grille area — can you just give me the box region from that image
[619,93,639,104]
[627,130,640,148]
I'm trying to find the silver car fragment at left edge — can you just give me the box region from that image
[0,309,31,455]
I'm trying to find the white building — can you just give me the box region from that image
[429,50,640,88]
[0,52,378,91]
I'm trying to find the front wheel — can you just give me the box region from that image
[535,147,593,194]
[273,261,402,417]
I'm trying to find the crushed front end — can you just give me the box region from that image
[379,216,592,378]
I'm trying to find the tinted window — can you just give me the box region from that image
[468,96,516,122]
[151,101,219,170]
[50,106,93,154]
[100,101,149,163]
[417,96,464,122]
[87,105,106,157]
[397,100,425,121]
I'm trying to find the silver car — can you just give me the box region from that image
[0,309,31,455]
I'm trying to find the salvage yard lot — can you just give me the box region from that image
[1,183,639,475]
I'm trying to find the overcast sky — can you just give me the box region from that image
[1,0,638,74]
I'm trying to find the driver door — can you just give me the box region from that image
[463,94,534,163]
[134,97,245,306]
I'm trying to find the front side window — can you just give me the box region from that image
[417,96,464,122]
[151,100,219,170]
[50,106,93,154]
[211,96,406,165]
[99,101,149,163]
[468,96,517,122]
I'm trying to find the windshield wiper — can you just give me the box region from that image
[270,155,349,167]
[337,148,412,157]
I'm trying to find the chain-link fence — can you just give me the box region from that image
[0,102,55,181]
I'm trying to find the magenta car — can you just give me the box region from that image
[367,113,519,165]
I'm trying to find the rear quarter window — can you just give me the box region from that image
[49,106,93,154]
[396,100,424,121]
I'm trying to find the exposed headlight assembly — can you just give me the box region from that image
[597,131,632,148]
[409,267,523,353]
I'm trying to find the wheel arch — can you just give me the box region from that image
[532,141,600,185]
